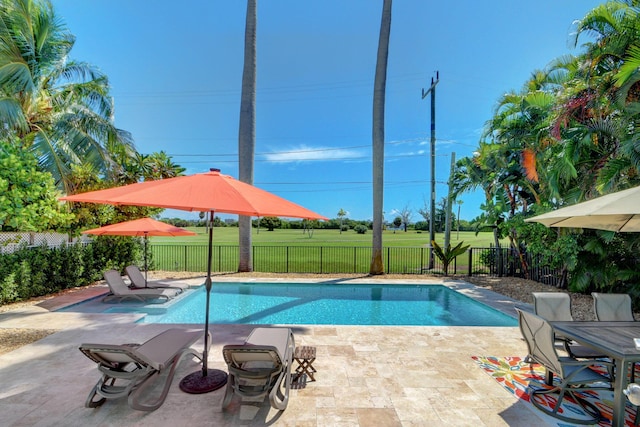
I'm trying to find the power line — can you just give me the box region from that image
[260,180,450,194]
[260,180,427,185]
[173,152,453,164]
[164,137,451,158]
[113,72,426,99]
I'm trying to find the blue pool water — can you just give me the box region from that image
[94,283,516,326]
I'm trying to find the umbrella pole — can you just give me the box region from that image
[144,233,148,287]
[179,211,227,394]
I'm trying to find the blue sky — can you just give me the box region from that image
[54,0,602,223]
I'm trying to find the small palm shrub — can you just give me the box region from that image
[432,240,471,276]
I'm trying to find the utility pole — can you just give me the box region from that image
[444,152,455,250]
[422,71,439,269]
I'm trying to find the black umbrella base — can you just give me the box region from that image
[179,369,228,394]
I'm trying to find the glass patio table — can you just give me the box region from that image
[551,321,640,427]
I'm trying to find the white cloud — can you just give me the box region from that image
[262,145,364,163]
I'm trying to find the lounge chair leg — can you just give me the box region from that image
[221,375,236,409]
[268,370,290,410]
[128,349,200,411]
[85,383,107,408]
[269,332,295,411]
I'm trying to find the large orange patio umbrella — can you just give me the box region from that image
[82,218,196,286]
[61,168,327,393]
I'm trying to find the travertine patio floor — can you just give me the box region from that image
[0,276,550,426]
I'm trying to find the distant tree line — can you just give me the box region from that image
[163,216,375,231]
[162,215,479,233]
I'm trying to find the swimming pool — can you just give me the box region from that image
[88,282,516,326]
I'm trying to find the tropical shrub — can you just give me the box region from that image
[354,225,368,234]
[0,273,18,304]
[0,237,141,306]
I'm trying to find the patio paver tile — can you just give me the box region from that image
[0,277,552,426]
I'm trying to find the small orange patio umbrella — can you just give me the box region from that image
[82,218,196,286]
[61,168,327,393]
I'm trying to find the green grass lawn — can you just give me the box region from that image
[150,227,503,248]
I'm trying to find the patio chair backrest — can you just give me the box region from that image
[125,265,146,288]
[592,292,634,321]
[103,269,129,295]
[516,308,563,376]
[533,292,574,322]
[79,343,147,368]
[222,345,282,370]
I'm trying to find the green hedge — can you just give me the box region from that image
[0,236,143,305]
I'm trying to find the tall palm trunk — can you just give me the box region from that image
[238,0,257,272]
[370,0,392,275]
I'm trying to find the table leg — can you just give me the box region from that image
[612,358,630,427]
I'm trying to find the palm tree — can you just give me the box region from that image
[238,0,257,272]
[0,0,134,192]
[337,208,347,234]
[571,0,640,81]
[146,151,186,179]
[105,149,185,185]
[370,0,392,275]
[450,1,640,292]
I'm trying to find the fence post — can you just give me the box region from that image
[184,245,187,271]
[468,249,472,276]
[386,248,390,273]
[353,247,357,273]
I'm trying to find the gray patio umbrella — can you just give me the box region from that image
[525,185,640,232]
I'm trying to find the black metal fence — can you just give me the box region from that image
[151,244,561,282]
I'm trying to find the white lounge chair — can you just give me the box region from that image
[125,265,190,292]
[79,328,203,411]
[102,269,179,303]
[222,327,295,411]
